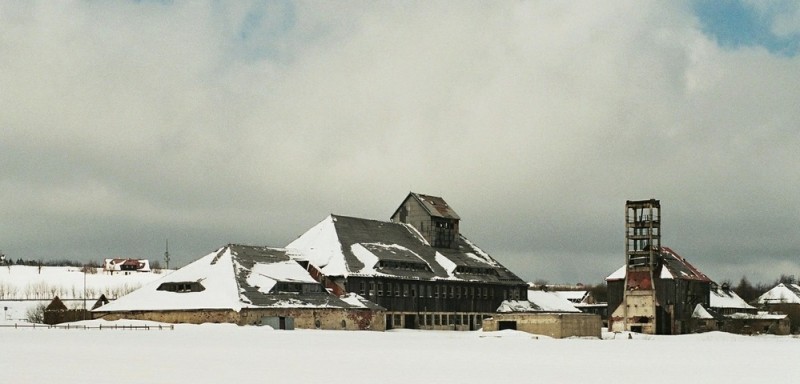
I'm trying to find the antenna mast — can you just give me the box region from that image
[164,239,170,270]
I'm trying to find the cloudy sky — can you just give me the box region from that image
[2,1,799,285]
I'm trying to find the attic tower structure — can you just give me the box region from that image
[622,199,661,334]
[391,192,460,249]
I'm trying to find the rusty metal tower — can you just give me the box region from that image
[620,199,660,334]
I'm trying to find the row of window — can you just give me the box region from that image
[389,313,490,327]
[357,281,521,301]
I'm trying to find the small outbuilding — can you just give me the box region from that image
[756,283,800,333]
[482,289,601,338]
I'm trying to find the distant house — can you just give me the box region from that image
[104,258,150,274]
[93,244,385,330]
[757,283,800,333]
[689,284,790,335]
[483,289,601,338]
[287,192,528,331]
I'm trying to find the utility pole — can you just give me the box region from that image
[164,239,171,270]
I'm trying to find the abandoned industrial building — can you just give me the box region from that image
[288,192,531,330]
[87,192,601,336]
[607,199,790,335]
[93,244,385,330]
[607,200,714,335]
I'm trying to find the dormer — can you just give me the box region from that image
[391,192,460,249]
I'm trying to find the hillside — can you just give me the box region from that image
[1,265,170,322]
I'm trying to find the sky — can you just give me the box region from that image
[1,0,799,286]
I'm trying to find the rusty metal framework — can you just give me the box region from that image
[621,199,661,334]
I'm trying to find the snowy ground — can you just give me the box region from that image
[1,265,170,321]
[3,320,798,383]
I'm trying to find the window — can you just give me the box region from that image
[156,282,205,293]
[449,286,455,298]
[403,284,409,297]
[369,282,375,297]
[386,283,392,297]
[411,285,416,297]
[427,285,433,298]
[377,282,383,296]
[426,314,432,326]
[456,286,461,299]
[359,282,366,296]
[434,314,440,326]
[435,285,440,298]
[395,284,400,297]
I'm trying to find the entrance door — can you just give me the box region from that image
[404,314,417,329]
[498,321,517,330]
[386,314,393,330]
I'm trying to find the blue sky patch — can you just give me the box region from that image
[692,0,799,56]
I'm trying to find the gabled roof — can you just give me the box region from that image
[287,215,523,285]
[94,244,382,313]
[605,246,712,283]
[391,192,461,220]
[757,283,800,305]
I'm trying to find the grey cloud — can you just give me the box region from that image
[1,1,798,286]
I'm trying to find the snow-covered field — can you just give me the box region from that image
[0,265,169,321]
[2,320,798,384]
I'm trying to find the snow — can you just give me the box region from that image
[553,290,587,303]
[606,265,625,280]
[757,283,800,304]
[96,247,243,312]
[692,304,714,319]
[710,287,754,309]
[0,265,170,321]
[286,215,348,275]
[349,243,382,275]
[434,252,457,278]
[526,290,581,312]
[246,260,318,294]
[3,323,798,384]
[660,266,674,279]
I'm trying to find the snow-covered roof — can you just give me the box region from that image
[757,283,800,305]
[286,215,524,285]
[94,244,382,313]
[692,304,715,319]
[552,290,588,303]
[709,286,754,310]
[496,290,581,313]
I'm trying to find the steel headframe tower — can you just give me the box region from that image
[621,199,661,334]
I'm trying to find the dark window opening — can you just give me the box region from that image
[157,282,205,293]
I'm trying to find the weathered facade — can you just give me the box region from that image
[482,313,602,338]
[608,200,713,335]
[288,192,528,330]
[607,247,713,334]
[93,245,385,330]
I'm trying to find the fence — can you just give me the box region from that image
[0,323,174,330]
